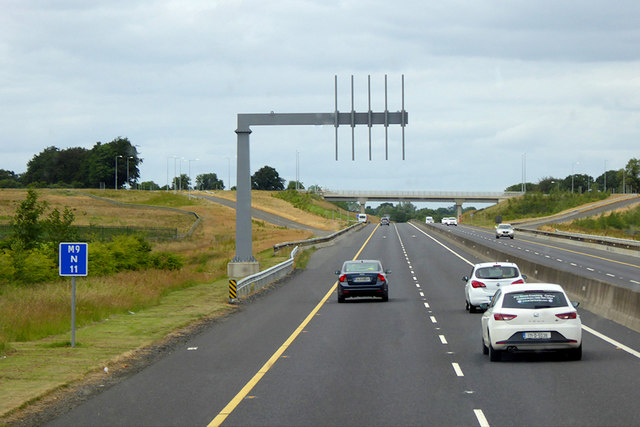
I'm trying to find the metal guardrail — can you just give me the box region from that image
[273,223,362,252]
[233,246,299,301]
[515,227,640,252]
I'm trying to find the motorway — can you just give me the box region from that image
[429,223,640,292]
[47,223,640,426]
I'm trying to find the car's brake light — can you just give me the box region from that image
[339,274,346,282]
[511,279,524,285]
[377,273,386,282]
[555,312,577,319]
[494,313,517,321]
[471,280,486,288]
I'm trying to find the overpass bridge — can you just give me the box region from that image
[321,190,524,220]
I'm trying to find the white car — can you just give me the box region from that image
[442,217,457,226]
[481,283,582,361]
[496,223,515,239]
[425,216,434,224]
[463,262,526,312]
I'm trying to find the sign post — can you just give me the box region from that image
[59,243,88,348]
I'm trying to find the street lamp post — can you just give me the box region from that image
[114,155,123,190]
[188,158,199,199]
[126,156,134,190]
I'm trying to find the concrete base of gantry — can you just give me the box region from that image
[227,261,260,278]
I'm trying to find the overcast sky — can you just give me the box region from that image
[2,0,639,195]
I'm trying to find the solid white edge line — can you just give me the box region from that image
[451,362,463,376]
[474,409,490,427]
[582,325,640,359]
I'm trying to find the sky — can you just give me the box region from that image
[2,0,639,195]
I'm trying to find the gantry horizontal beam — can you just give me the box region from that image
[237,112,407,132]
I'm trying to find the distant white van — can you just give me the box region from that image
[425,216,434,223]
[357,214,368,223]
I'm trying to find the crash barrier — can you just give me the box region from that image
[231,246,299,302]
[273,222,363,253]
[410,220,640,332]
[515,227,640,255]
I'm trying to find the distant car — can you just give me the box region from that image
[380,216,390,226]
[335,260,390,303]
[446,217,458,226]
[463,262,526,312]
[481,283,582,361]
[496,223,514,239]
[357,213,368,223]
[425,216,434,224]
[441,217,448,224]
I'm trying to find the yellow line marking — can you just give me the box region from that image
[207,225,379,426]
[466,226,640,270]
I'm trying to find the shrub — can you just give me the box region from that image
[150,252,183,270]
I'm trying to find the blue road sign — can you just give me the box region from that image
[59,242,88,276]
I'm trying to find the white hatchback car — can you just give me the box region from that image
[481,283,582,361]
[463,262,526,312]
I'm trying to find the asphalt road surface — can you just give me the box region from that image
[47,223,640,426]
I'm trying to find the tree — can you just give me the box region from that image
[42,207,77,248]
[307,185,322,193]
[625,158,640,193]
[172,174,190,190]
[251,166,285,190]
[10,189,48,250]
[0,169,21,188]
[287,180,304,190]
[23,146,60,185]
[139,181,161,190]
[196,173,224,190]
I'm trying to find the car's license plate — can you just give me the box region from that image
[353,277,370,283]
[524,332,551,339]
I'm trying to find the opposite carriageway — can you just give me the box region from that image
[321,190,524,218]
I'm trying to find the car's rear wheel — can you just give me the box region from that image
[495,235,499,239]
[510,236,514,239]
[338,294,345,303]
[482,338,489,355]
[382,289,389,302]
[488,332,502,361]
[568,344,582,361]
[469,303,477,313]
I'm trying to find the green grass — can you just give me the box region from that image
[0,277,233,419]
[464,192,610,226]
[553,204,640,240]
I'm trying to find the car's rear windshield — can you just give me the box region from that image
[502,291,569,309]
[344,262,380,272]
[475,266,519,279]
[498,224,512,229]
